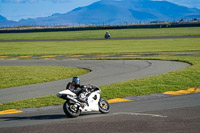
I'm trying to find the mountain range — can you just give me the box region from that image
[1,0,200,27]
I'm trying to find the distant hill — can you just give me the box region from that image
[0,15,7,21]
[1,0,200,27]
[0,15,17,27]
[58,0,200,24]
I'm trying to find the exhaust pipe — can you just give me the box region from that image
[67,95,85,108]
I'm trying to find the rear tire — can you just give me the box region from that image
[63,101,81,118]
[99,98,110,114]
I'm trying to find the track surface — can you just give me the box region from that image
[0,59,189,103]
[1,59,199,133]
[1,93,200,133]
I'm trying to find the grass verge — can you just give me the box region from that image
[0,66,89,89]
[0,27,200,40]
[100,56,200,99]
[0,38,200,56]
[0,56,199,111]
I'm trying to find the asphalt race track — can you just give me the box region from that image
[1,93,200,133]
[1,59,200,133]
[0,59,189,103]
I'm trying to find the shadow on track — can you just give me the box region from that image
[0,112,102,121]
[0,114,67,121]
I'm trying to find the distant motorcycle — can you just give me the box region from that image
[105,32,111,39]
[56,84,110,118]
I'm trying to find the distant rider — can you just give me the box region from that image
[105,31,111,39]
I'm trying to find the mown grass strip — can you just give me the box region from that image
[0,27,200,40]
[0,66,89,89]
[0,38,200,56]
[0,95,63,111]
[100,56,200,99]
[0,56,199,111]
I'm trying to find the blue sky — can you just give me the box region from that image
[0,0,99,21]
[0,0,200,21]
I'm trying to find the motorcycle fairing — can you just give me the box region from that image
[82,91,100,112]
[56,89,76,98]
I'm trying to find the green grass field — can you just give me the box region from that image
[100,56,200,99]
[0,38,200,56]
[0,27,199,111]
[0,27,200,40]
[0,66,89,89]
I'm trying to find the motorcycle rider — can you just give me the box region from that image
[57,77,110,117]
[66,77,87,102]
[105,31,111,39]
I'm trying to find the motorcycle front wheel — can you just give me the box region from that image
[63,101,81,118]
[99,98,110,114]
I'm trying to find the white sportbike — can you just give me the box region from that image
[56,84,110,118]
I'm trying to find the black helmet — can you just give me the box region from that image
[72,77,80,86]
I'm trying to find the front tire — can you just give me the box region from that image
[99,98,110,114]
[63,101,81,118]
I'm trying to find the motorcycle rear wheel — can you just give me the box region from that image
[63,101,81,118]
[99,98,110,114]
